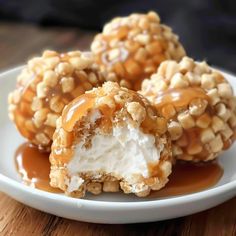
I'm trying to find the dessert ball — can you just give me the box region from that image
[91,11,186,91]
[8,50,105,151]
[50,82,172,198]
[141,57,236,162]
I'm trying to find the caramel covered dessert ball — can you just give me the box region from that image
[8,50,105,151]
[141,57,236,162]
[50,82,172,198]
[91,11,186,90]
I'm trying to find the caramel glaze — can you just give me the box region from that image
[62,93,96,132]
[153,87,209,109]
[15,142,61,193]
[61,89,159,137]
[15,143,223,197]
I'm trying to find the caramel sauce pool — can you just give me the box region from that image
[149,161,223,198]
[15,143,223,197]
[15,143,61,193]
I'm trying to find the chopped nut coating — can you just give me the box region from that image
[91,11,185,90]
[141,57,236,161]
[8,50,105,150]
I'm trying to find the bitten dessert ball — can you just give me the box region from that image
[91,11,186,90]
[141,57,236,162]
[49,82,172,198]
[8,50,105,151]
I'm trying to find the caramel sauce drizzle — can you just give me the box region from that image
[153,87,209,109]
[62,93,96,132]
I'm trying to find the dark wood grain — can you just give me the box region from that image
[0,22,235,236]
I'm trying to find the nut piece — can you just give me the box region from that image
[165,61,180,79]
[168,121,183,140]
[61,77,75,93]
[179,57,194,73]
[97,96,115,109]
[217,83,233,98]
[207,88,220,105]
[49,96,65,113]
[216,103,231,121]
[189,99,208,116]
[87,182,102,195]
[186,72,201,85]
[44,113,59,127]
[127,102,146,123]
[36,82,48,98]
[221,124,233,140]
[161,104,176,119]
[33,108,48,128]
[200,128,215,144]
[177,112,195,129]
[211,116,225,133]
[209,134,223,153]
[170,73,189,88]
[196,113,211,128]
[43,70,58,87]
[172,145,183,156]
[135,34,151,45]
[69,57,92,70]
[31,97,43,111]
[135,188,151,197]
[201,74,216,89]
[103,181,120,192]
[35,133,50,145]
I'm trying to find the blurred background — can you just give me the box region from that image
[0,0,236,72]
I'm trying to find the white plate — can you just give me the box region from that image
[0,67,236,224]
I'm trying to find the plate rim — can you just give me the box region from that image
[0,66,236,209]
[1,171,236,208]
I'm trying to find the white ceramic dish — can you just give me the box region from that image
[0,67,236,224]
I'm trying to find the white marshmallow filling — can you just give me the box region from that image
[66,124,163,193]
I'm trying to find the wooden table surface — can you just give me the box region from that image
[0,22,236,236]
